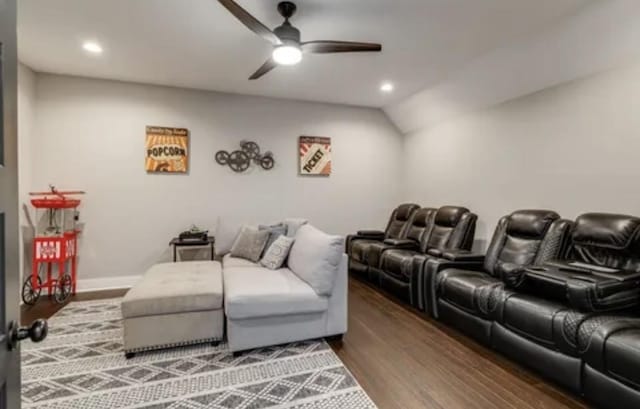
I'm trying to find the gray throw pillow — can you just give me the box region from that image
[260,236,295,270]
[230,226,270,262]
[284,218,308,238]
[259,223,287,254]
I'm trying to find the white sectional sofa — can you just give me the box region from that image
[122,222,348,356]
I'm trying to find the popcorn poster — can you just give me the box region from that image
[145,126,189,173]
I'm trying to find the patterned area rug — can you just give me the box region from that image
[21,298,377,409]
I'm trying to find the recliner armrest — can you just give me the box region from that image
[427,249,443,257]
[346,231,385,254]
[383,238,418,249]
[357,230,386,238]
[415,255,485,317]
[440,250,485,262]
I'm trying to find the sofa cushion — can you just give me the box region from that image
[350,239,378,263]
[259,223,287,252]
[284,218,308,238]
[224,266,328,319]
[260,235,295,270]
[223,253,259,268]
[500,293,567,348]
[230,226,270,262]
[380,249,420,282]
[584,324,640,388]
[122,261,223,319]
[288,225,344,296]
[438,269,503,318]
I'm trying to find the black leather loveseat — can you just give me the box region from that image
[347,205,477,310]
[346,203,419,281]
[421,210,640,407]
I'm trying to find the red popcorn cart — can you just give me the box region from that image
[22,186,85,305]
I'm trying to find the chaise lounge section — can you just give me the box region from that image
[121,261,225,358]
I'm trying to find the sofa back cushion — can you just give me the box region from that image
[385,203,420,239]
[569,213,640,272]
[484,210,562,277]
[259,223,287,253]
[288,224,344,296]
[420,206,477,253]
[404,208,436,243]
[284,218,308,238]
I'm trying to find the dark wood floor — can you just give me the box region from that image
[22,279,590,409]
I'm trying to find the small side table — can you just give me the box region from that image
[169,236,215,262]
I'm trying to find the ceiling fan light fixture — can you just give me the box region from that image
[272,44,302,65]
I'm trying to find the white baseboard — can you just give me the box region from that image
[76,275,142,293]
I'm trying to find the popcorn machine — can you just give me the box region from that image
[22,187,85,305]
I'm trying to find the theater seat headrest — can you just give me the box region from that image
[507,210,560,239]
[435,206,469,227]
[573,213,640,250]
[412,208,436,227]
[395,203,419,221]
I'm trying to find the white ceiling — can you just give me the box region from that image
[18,0,592,108]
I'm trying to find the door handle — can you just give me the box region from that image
[7,319,48,351]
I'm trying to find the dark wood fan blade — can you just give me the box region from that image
[249,58,278,80]
[301,41,382,54]
[218,0,281,45]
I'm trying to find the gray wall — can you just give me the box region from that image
[402,60,640,250]
[29,74,404,279]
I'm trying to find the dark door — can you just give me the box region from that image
[0,0,22,407]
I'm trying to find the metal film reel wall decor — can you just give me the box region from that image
[216,141,275,173]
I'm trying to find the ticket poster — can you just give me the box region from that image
[299,136,331,176]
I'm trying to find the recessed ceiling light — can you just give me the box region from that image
[82,41,103,54]
[380,82,394,93]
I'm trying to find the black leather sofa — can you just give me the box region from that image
[420,210,640,407]
[375,206,476,309]
[422,210,571,340]
[364,207,437,289]
[346,203,419,281]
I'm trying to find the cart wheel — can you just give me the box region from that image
[21,276,42,306]
[54,274,73,304]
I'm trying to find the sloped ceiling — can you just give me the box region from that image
[385,0,640,134]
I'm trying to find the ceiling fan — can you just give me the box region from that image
[218,0,382,80]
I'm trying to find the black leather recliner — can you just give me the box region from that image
[491,213,640,393]
[346,203,419,281]
[364,207,437,287]
[374,206,477,309]
[424,211,640,403]
[423,210,571,343]
[524,213,640,312]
